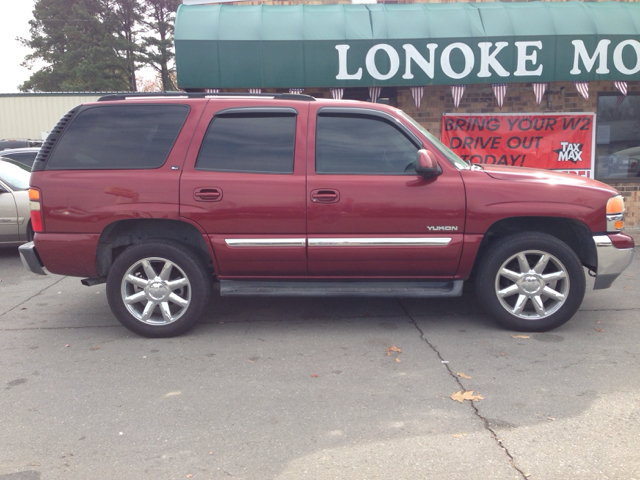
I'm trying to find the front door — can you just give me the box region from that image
[180,101,308,277]
[306,106,466,277]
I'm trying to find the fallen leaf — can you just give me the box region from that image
[65,344,71,348]
[311,374,319,378]
[386,346,402,356]
[456,372,472,379]
[511,335,530,339]
[451,433,468,438]
[595,328,604,332]
[395,358,401,363]
[187,475,193,478]
[596,320,601,324]
[450,390,484,403]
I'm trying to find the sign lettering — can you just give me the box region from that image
[441,114,595,176]
[334,39,640,84]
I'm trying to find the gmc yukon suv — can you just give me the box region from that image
[19,93,634,337]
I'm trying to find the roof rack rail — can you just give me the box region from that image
[97,92,316,102]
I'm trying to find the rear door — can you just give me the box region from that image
[306,105,466,277]
[180,101,308,277]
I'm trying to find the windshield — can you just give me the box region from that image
[0,159,31,190]
[397,110,470,170]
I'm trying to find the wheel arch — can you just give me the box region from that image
[96,219,216,278]
[471,216,596,278]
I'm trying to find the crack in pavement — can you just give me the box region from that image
[0,276,67,317]
[397,300,528,480]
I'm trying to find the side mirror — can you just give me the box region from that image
[415,149,442,178]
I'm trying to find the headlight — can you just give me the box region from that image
[606,195,625,232]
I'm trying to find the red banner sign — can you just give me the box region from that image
[441,114,595,177]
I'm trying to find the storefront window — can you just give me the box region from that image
[596,94,640,181]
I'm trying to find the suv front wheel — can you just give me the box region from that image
[476,232,586,332]
[106,241,212,337]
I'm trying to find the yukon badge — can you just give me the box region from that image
[427,226,458,231]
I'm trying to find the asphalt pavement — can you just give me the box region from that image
[1,242,639,480]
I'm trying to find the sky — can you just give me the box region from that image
[0,0,36,93]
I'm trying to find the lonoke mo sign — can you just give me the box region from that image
[335,40,640,85]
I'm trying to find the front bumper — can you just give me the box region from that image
[18,241,47,276]
[593,234,634,289]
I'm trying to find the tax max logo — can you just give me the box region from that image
[554,142,584,163]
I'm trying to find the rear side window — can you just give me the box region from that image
[6,152,37,167]
[196,113,296,174]
[47,105,189,170]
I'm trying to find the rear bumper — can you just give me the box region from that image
[593,234,634,289]
[18,242,47,276]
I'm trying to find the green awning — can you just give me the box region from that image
[175,2,640,89]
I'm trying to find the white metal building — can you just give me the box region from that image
[0,93,104,140]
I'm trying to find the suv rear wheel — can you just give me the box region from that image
[106,241,212,337]
[476,232,586,332]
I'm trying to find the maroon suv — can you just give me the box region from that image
[19,93,634,337]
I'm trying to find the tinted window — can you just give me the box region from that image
[48,105,189,170]
[5,152,37,167]
[316,114,419,174]
[196,113,296,174]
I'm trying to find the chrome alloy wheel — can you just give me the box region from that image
[120,257,191,325]
[494,250,570,320]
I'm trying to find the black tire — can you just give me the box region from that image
[475,232,586,332]
[26,222,34,242]
[106,240,212,338]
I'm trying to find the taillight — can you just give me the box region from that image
[606,195,625,232]
[29,188,44,233]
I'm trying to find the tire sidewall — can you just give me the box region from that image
[106,241,211,338]
[476,233,586,332]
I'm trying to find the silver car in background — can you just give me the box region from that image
[0,158,32,245]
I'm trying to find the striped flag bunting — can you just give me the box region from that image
[574,81,589,100]
[411,86,424,109]
[289,88,304,94]
[492,84,508,108]
[369,86,382,103]
[330,88,344,100]
[248,88,262,94]
[451,85,466,109]
[205,88,220,93]
[532,83,548,106]
[614,81,628,96]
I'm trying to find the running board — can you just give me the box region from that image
[219,280,463,297]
